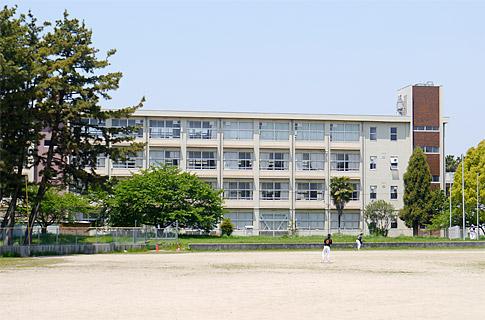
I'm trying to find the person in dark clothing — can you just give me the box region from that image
[356,233,363,250]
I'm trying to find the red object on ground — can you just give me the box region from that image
[156,244,159,252]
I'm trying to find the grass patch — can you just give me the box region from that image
[0,257,63,269]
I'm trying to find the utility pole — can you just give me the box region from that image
[449,181,452,239]
[462,155,465,240]
[477,173,480,240]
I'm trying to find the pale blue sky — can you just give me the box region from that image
[6,0,485,155]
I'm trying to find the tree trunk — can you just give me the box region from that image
[4,162,24,245]
[338,211,342,233]
[412,222,419,237]
[41,226,47,234]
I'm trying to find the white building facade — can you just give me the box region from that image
[90,108,434,236]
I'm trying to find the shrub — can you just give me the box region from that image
[220,218,234,236]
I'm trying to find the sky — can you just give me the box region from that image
[5,0,485,155]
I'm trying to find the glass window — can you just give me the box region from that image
[188,120,217,139]
[260,181,289,200]
[223,121,253,140]
[390,186,398,200]
[203,179,218,189]
[149,149,180,167]
[350,182,360,200]
[260,152,289,170]
[370,156,377,170]
[370,185,377,200]
[296,181,325,201]
[81,118,106,138]
[296,211,325,230]
[330,123,360,142]
[330,153,360,171]
[432,175,440,182]
[390,156,398,170]
[112,151,144,169]
[223,151,253,170]
[390,127,398,141]
[414,126,439,132]
[331,212,360,229]
[420,146,439,153]
[370,127,377,141]
[149,120,180,138]
[223,180,253,200]
[295,122,324,141]
[260,122,289,140]
[225,211,253,230]
[96,155,106,168]
[259,211,289,231]
[187,150,217,169]
[111,118,144,138]
[295,151,325,170]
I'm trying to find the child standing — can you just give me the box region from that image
[322,234,332,263]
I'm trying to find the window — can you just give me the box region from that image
[296,181,325,201]
[260,181,289,200]
[370,185,377,200]
[296,151,325,170]
[223,121,253,140]
[390,156,398,170]
[225,211,253,230]
[188,120,217,139]
[223,180,253,200]
[391,219,398,228]
[149,149,180,167]
[296,211,325,230]
[187,150,217,169]
[330,123,360,142]
[96,156,106,168]
[330,153,360,171]
[421,146,439,153]
[111,119,144,138]
[112,151,143,168]
[370,127,377,141]
[259,211,289,233]
[260,152,289,170]
[149,120,180,138]
[390,186,398,200]
[203,179,218,189]
[350,182,360,200]
[81,118,106,138]
[432,175,440,182]
[390,127,397,141]
[295,122,324,141]
[414,126,439,132]
[331,212,360,229]
[223,151,252,170]
[370,156,377,170]
[44,140,53,146]
[259,122,289,140]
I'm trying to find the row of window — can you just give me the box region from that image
[102,150,360,171]
[225,210,361,230]
[82,118,401,142]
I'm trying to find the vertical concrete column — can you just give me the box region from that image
[289,120,296,234]
[218,119,223,189]
[253,119,261,234]
[325,122,331,233]
[180,120,187,170]
[144,116,149,169]
[360,121,365,232]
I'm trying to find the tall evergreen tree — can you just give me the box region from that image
[330,176,353,233]
[400,147,433,236]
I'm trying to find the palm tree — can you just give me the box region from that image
[330,176,354,233]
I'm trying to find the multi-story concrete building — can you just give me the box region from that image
[89,83,447,236]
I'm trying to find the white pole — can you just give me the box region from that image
[462,155,465,240]
[477,173,480,240]
[449,181,452,239]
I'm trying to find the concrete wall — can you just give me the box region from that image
[0,243,146,257]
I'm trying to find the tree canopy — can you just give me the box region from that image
[108,166,224,232]
[330,176,353,232]
[399,147,433,236]
[364,200,396,236]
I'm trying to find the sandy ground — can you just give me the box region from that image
[1,250,484,320]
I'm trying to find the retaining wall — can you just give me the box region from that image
[188,241,485,251]
[0,243,147,257]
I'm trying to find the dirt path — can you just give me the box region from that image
[1,250,484,319]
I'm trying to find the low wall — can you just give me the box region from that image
[0,243,147,257]
[188,241,485,251]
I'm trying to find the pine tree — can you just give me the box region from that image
[400,147,432,236]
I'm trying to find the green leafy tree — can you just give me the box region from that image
[445,155,461,173]
[0,6,44,244]
[108,166,224,232]
[330,176,353,232]
[364,200,396,236]
[18,10,145,244]
[449,140,485,227]
[400,147,433,236]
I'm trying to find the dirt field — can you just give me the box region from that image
[1,250,484,320]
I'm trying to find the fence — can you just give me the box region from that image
[0,225,178,247]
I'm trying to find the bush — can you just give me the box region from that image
[220,218,234,236]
